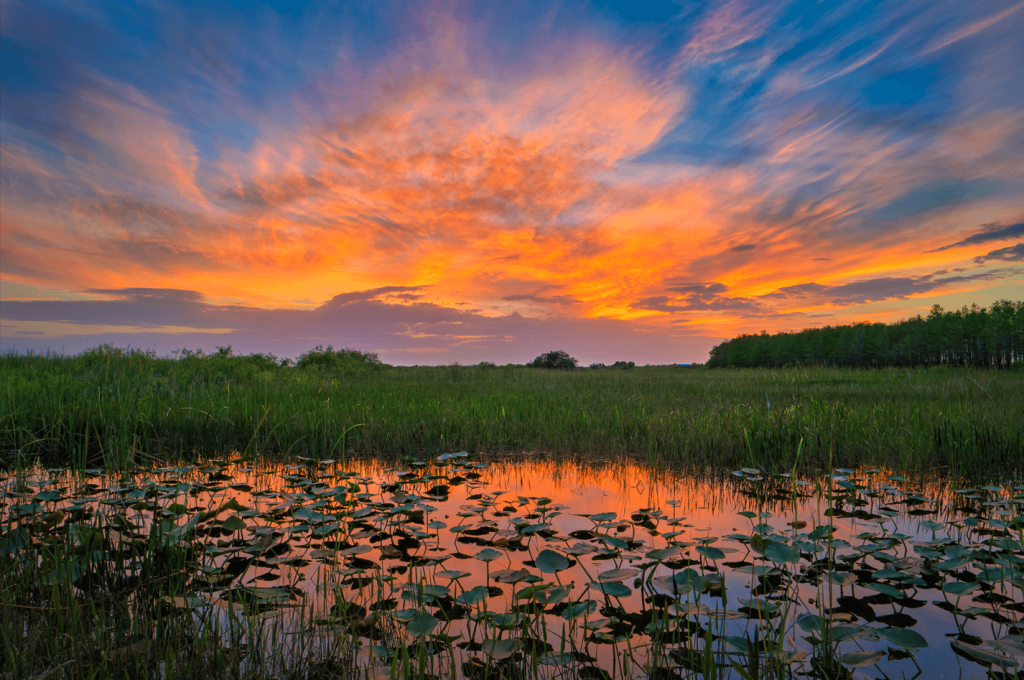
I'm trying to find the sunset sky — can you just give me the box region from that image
[2,0,1022,364]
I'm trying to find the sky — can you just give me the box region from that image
[1,0,1022,365]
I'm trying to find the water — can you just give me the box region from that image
[2,454,1022,679]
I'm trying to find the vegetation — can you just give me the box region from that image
[295,344,384,372]
[2,345,1023,476]
[529,350,578,370]
[708,300,1024,369]
[2,458,1022,679]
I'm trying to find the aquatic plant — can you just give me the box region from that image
[2,456,1021,678]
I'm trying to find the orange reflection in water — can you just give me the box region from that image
[3,457,1020,678]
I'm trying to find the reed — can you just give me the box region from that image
[2,346,1022,474]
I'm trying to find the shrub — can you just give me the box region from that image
[296,345,385,373]
[530,350,578,370]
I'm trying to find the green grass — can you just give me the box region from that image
[2,346,1022,475]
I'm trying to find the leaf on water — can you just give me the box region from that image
[934,555,973,571]
[474,548,503,562]
[455,585,489,606]
[942,582,978,597]
[723,636,751,654]
[597,569,640,582]
[561,599,598,620]
[876,627,927,649]
[863,582,903,599]
[535,585,569,604]
[481,639,521,660]
[162,595,206,609]
[697,546,725,560]
[950,640,1017,668]
[596,535,628,550]
[764,541,800,564]
[0,528,31,556]
[737,598,780,613]
[492,568,531,584]
[535,549,570,573]
[647,545,684,561]
[405,611,439,637]
[828,624,868,642]
[828,571,857,587]
[221,515,246,532]
[538,652,575,666]
[338,545,372,556]
[797,614,823,633]
[669,602,710,617]
[841,650,885,667]
[990,636,1024,656]
[588,581,631,597]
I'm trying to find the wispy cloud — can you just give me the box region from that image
[930,221,1024,251]
[975,243,1024,263]
[921,1,1024,55]
[1,0,1022,360]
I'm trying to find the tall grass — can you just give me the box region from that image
[1,346,1022,474]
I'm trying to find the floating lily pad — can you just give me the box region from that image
[535,549,570,573]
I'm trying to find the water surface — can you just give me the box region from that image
[2,454,1022,679]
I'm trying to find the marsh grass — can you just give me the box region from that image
[2,347,1023,475]
[2,455,1023,679]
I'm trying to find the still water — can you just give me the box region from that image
[2,453,1022,679]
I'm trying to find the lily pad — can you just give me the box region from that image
[535,549,570,573]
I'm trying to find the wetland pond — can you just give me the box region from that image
[2,454,1023,679]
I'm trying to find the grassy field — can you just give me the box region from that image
[2,347,1022,476]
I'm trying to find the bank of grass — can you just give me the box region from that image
[1,346,1022,476]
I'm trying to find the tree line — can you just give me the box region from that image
[707,300,1024,369]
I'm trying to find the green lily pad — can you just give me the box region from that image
[697,546,725,560]
[841,650,885,667]
[406,611,439,637]
[764,541,800,564]
[597,569,639,582]
[481,639,521,660]
[876,627,927,649]
[221,515,246,532]
[456,585,489,606]
[474,548,504,562]
[863,582,903,599]
[535,549,570,573]
[589,581,631,597]
[942,582,978,597]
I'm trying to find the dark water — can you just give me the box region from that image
[2,454,1022,679]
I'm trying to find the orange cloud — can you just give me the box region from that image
[1,7,1021,353]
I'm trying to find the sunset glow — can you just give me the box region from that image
[2,1,1022,363]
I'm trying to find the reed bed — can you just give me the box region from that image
[1,347,1022,475]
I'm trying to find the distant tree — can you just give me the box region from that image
[589,362,606,369]
[706,299,1023,369]
[530,350,578,370]
[611,361,635,369]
